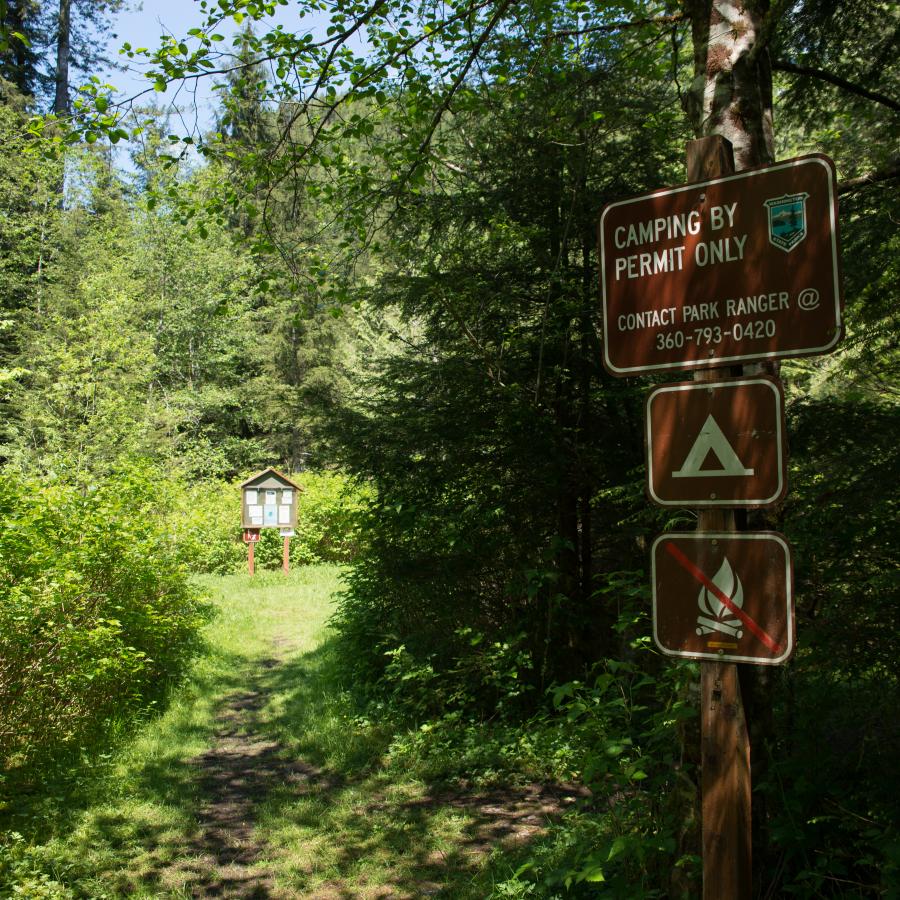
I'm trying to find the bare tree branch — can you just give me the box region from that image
[406,0,515,179]
[773,59,900,112]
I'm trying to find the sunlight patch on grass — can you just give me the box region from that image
[254,768,494,897]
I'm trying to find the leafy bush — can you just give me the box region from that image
[380,627,534,720]
[753,398,900,898]
[0,465,210,775]
[360,572,702,896]
[167,477,246,574]
[523,655,699,898]
[294,471,372,564]
[0,833,74,900]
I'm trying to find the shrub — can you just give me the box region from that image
[168,477,245,574]
[0,465,210,775]
[293,470,372,564]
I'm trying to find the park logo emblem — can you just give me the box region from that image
[763,192,809,251]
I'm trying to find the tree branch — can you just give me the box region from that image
[546,13,686,42]
[773,59,900,112]
[407,0,515,176]
[837,155,900,195]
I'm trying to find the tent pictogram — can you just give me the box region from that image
[645,377,786,507]
[672,415,754,479]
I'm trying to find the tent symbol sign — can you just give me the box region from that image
[672,415,754,479]
[645,377,786,507]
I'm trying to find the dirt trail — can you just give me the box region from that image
[167,655,328,898]
[162,644,585,898]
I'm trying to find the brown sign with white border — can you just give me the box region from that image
[645,377,786,507]
[598,154,842,376]
[651,532,795,665]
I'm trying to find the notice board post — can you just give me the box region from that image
[243,528,260,576]
[687,134,750,900]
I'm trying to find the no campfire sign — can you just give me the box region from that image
[598,154,842,376]
[645,377,786,507]
[651,532,795,665]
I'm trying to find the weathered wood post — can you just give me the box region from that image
[686,134,752,900]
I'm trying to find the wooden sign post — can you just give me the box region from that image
[688,135,750,900]
[243,528,260,576]
[599,134,840,896]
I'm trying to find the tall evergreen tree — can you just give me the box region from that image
[0,0,44,100]
[0,0,122,110]
[45,0,124,114]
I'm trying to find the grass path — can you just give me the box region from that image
[5,566,581,898]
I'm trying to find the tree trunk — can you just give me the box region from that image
[686,0,775,168]
[8,2,28,93]
[53,0,71,115]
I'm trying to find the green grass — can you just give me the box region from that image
[0,565,556,898]
[0,567,340,897]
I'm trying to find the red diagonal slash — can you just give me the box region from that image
[664,541,783,654]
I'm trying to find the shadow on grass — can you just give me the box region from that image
[0,646,257,892]
[2,632,580,898]
[239,638,583,898]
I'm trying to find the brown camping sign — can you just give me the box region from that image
[651,532,795,665]
[645,376,786,507]
[599,154,842,376]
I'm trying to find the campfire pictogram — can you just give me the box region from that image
[696,557,744,639]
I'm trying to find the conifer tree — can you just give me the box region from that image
[0,0,44,100]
